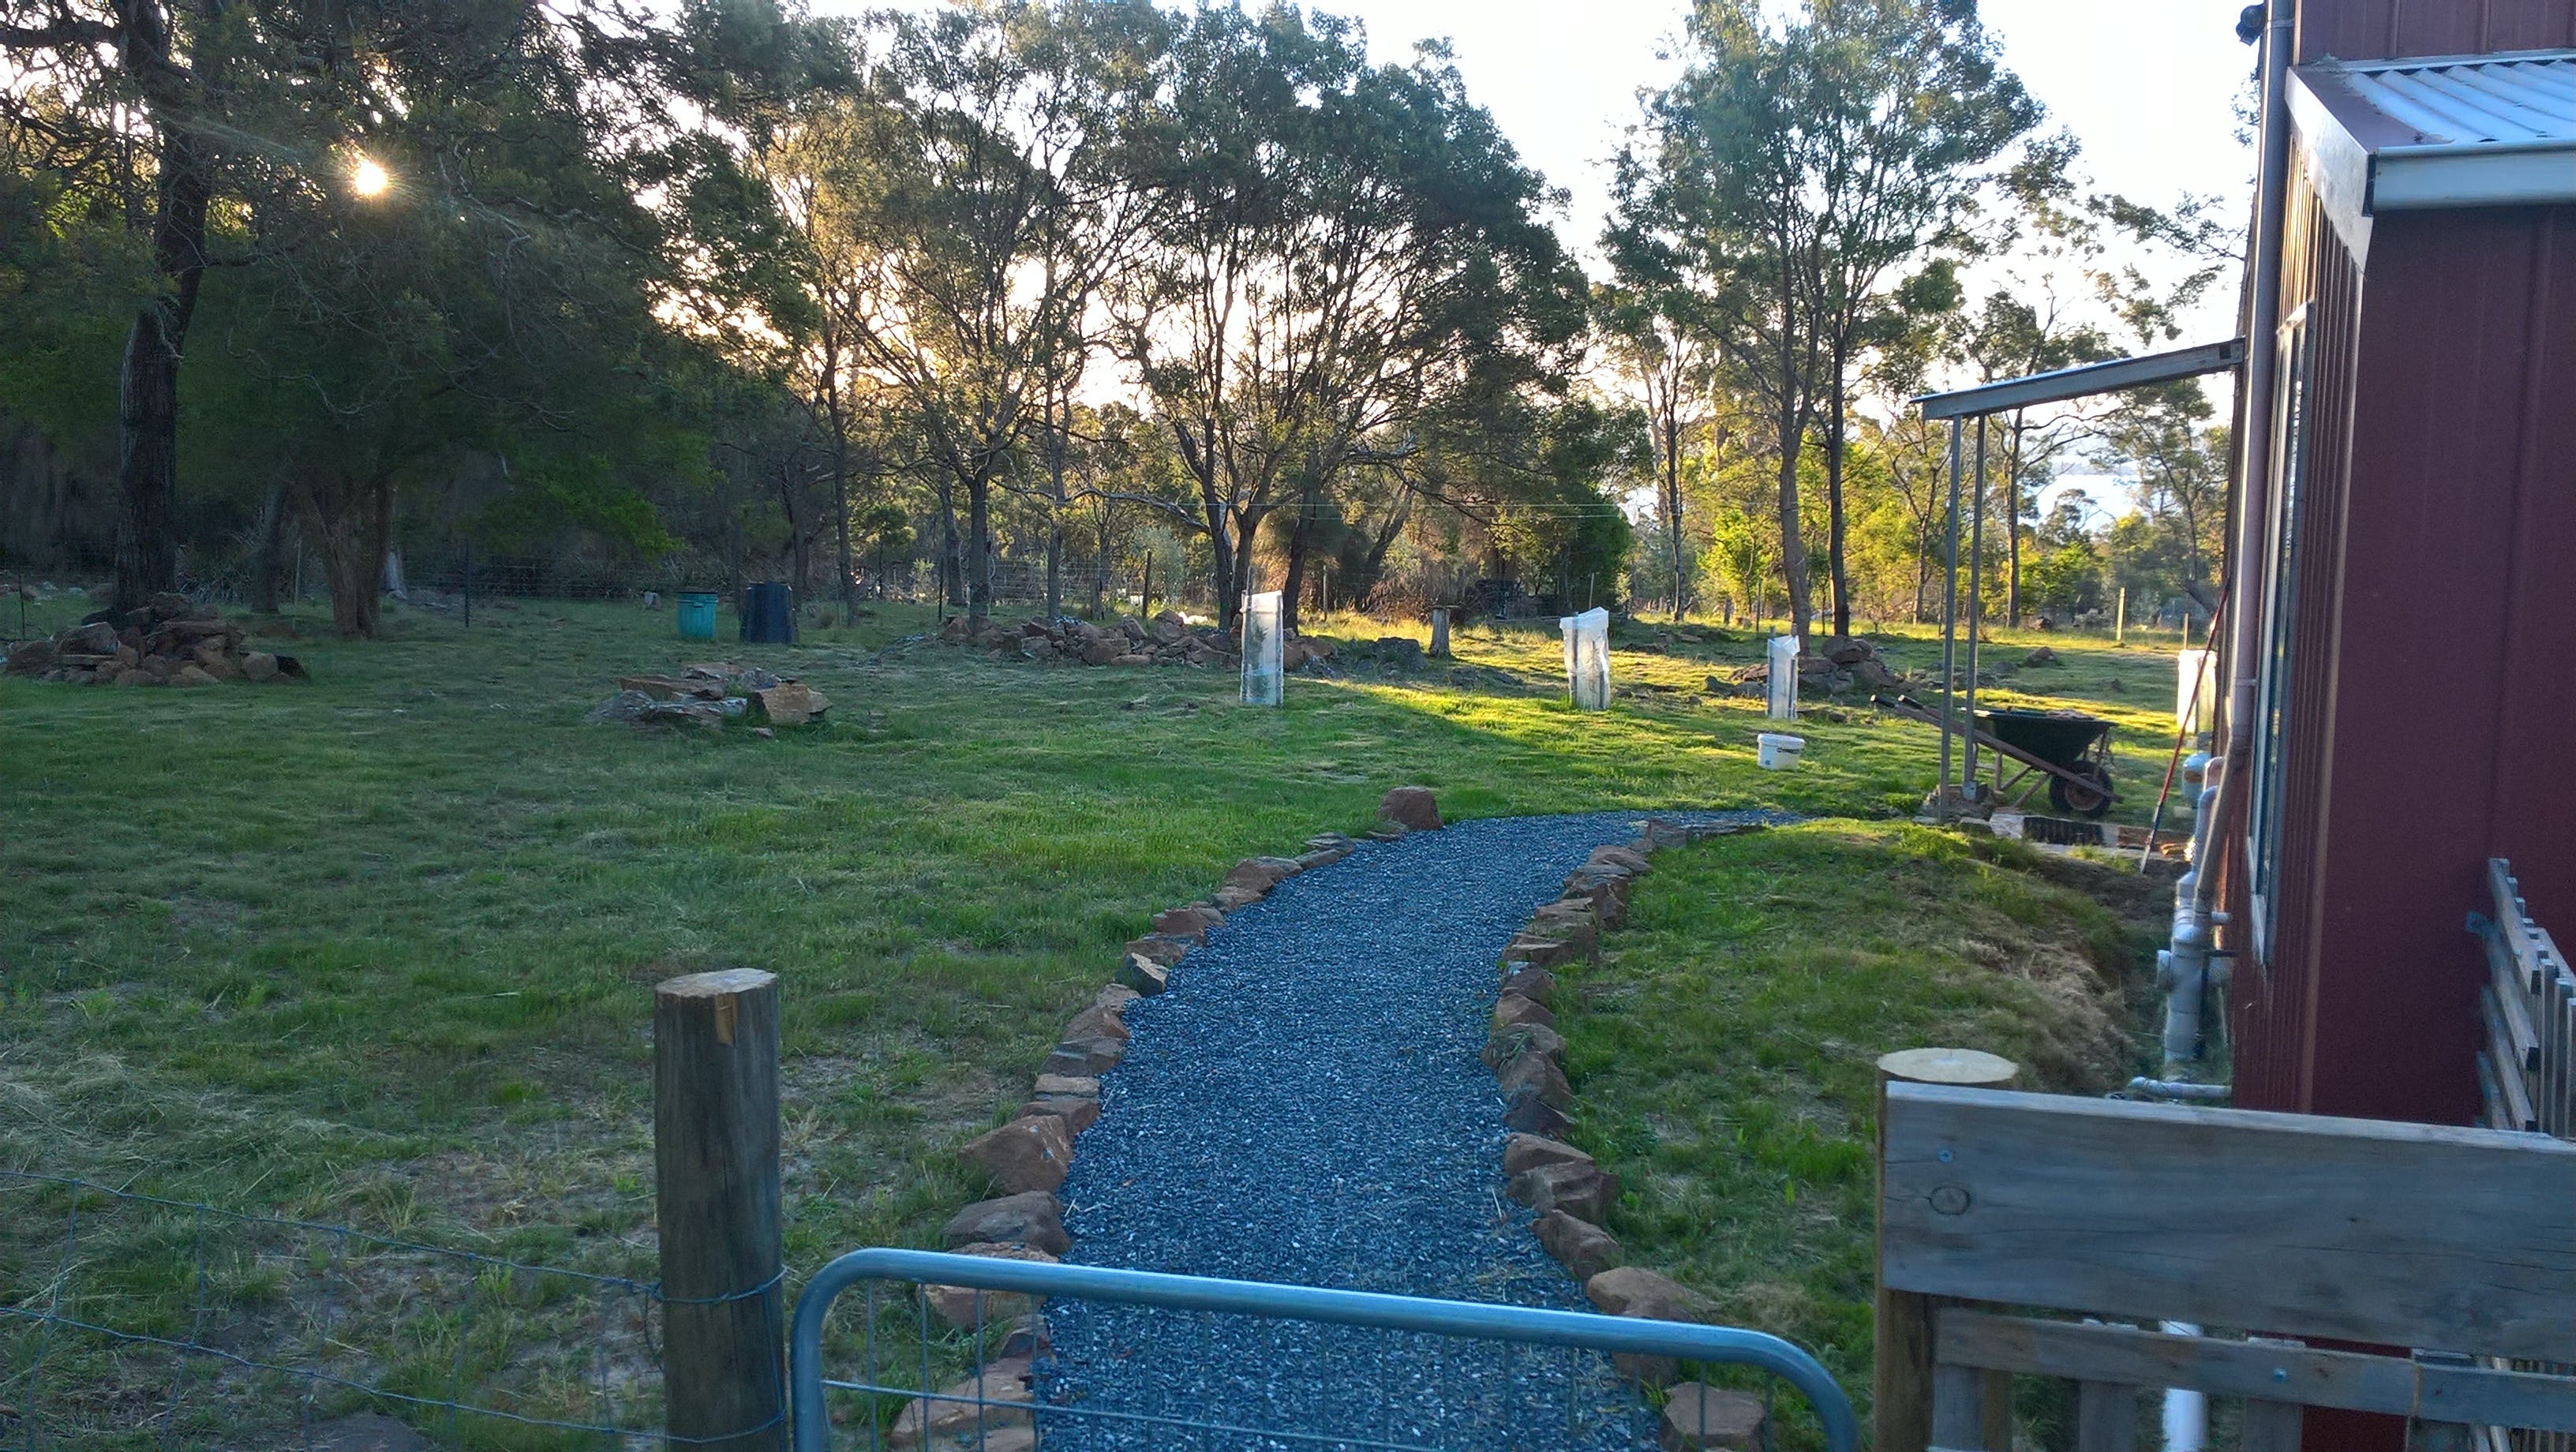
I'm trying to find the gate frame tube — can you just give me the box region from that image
[788,1247,1859,1452]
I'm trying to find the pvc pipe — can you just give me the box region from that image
[2128,1077,2232,1102]
[2162,1327,2210,1452]
[2199,0,2296,919]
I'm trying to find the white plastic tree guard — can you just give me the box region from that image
[2176,647,2217,734]
[1766,635,1799,721]
[1241,590,1283,706]
[1560,608,1611,709]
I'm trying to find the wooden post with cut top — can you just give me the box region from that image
[657,968,786,1452]
[1429,607,1451,658]
[1874,1047,2019,1452]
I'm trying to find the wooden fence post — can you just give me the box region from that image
[1875,1048,2019,1452]
[657,968,787,1452]
[1429,608,1451,658]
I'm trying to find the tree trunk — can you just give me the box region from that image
[250,483,290,613]
[965,474,991,626]
[1044,395,1066,623]
[1280,472,1318,635]
[1824,357,1852,640]
[1777,438,1814,649]
[938,486,964,608]
[1091,508,1110,616]
[110,11,213,612]
[832,447,856,628]
[1664,410,1686,622]
[305,477,388,639]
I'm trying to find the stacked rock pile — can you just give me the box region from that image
[1713,634,1907,699]
[941,608,1245,669]
[4,594,300,687]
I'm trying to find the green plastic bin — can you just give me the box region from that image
[676,591,719,640]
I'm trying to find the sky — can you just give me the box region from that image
[1330,1,2256,269]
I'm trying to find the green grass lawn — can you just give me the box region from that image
[0,589,2186,1441]
[1552,821,2166,1448]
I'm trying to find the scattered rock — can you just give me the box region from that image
[1502,1133,1594,1177]
[751,726,777,741]
[922,1244,1057,1329]
[1585,1266,1716,1323]
[1154,906,1221,942]
[1502,1089,1574,1136]
[1660,1384,1769,1451]
[1507,1158,1619,1222]
[888,1357,1034,1447]
[958,1115,1076,1196]
[1483,1021,1567,1072]
[942,1193,1070,1256]
[1041,1029,1125,1079]
[1377,786,1442,832]
[1496,1052,1573,1110]
[2023,646,2058,668]
[1534,1210,1623,1281]
[1115,953,1171,995]
[749,681,828,726]
[1125,934,1193,967]
[1224,856,1302,895]
[1588,844,1651,875]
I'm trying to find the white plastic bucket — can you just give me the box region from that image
[1758,732,1806,770]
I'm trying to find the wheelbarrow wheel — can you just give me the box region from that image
[2049,761,2115,819]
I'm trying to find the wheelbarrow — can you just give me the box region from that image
[1873,694,2119,818]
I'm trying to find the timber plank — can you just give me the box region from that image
[1882,1085,2576,1362]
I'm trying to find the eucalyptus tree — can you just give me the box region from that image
[1597,283,1715,619]
[1611,0,2035,642]
[811,0,1166,628]
[1111,6,1583,631]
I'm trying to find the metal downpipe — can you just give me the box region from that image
[2196,0,2296,920]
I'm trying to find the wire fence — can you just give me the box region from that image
[0,1169,769,1450]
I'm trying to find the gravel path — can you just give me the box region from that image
[1031,810,1789,1450]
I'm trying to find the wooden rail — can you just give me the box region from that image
[2471,863,2576,1452]
[1875,1084,2576,1452]
[2477,859,2574,1140]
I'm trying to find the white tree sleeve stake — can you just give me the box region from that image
[1559,608,1610,709]
[1767,634,1800,721]
[1241,589,1283,706]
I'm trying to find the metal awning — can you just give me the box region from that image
[1908,335,2244,816]
[2293,49,2576,212]
[1913,339,2245,421]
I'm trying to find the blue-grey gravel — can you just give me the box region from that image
[1028,810,1792,1451]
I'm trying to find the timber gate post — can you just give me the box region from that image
[656,968,788,1451]
[1874,1048,2019,1452]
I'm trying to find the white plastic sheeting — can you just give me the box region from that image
[1766,636,1800,721]
[1559,608,1611,709]
[1241,590,1284,706]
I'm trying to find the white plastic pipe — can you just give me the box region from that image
[2162,1328,2210,1452]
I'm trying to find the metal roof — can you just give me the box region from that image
[1915,339,2245,421]
[2295,50,2576,211]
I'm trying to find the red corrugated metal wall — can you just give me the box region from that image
[2298,0,2576,62]
[2226,170,2363,1117]
[2229,198,2576,1125]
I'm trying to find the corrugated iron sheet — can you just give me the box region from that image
[2329,51,2574,150]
